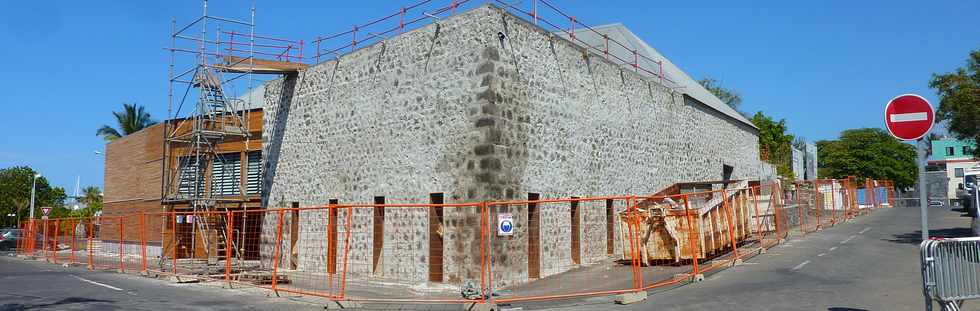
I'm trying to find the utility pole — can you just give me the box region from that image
[29,174,40,220]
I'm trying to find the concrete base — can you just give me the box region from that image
[759,247,767,254]
[733,259,744,266]
[324,300,363,310]
[691,273,705,282]
[166,275,201,283]
[676,273,705,282]
[462,302,498,311]
[614,291,648,305]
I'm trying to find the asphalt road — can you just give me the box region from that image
[0,253,323,311]
[604,206,973,311]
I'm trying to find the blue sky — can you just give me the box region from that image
[0,0,977,192]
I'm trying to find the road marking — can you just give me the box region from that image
[792,260,811,271]
[71,275,123,291]
[841,236,856,244]
[817,253,826,257]
[890,112,928,122]
[859,227,872,234]
[829,246,838,251]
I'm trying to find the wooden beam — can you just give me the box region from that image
[216,56,309,74]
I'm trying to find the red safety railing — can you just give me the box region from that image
[223,31,305,63]
[309,0,676,86]
[312,0,472,62]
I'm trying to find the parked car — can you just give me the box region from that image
[0,229,23,251]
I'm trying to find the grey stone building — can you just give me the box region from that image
[259,4,767,290]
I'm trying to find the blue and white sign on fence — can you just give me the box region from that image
[498,213,514,236]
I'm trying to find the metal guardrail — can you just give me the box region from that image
[921,237,980,311]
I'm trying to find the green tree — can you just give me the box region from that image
[751,112,795,179]
[0,166,67,224]
[930,50,980,158]
[72,186,103,218]
[698,77,743,111]
[97,103,157,142]
[816,128,917,189]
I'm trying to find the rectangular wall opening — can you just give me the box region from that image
[290,202,300,270]
[428,193,444,283]
[328,199,339,274]
[606,199,615,255]
[372,196,385,275]
[723,164,734,183]
[570,196,581,265]
[527,192,541,279]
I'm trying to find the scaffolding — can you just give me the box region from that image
[162,0,307,276]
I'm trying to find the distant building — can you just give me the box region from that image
[791,143,818,181]
[792,147,805,180]
[928,139,978,201]
[101,109,264,258]
[261,6,769,287]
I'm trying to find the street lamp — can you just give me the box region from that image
[29,173,41,220]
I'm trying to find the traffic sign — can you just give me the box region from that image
[884,94,934,141]
[886,94,939,242]
[40,207,52,217]
[498,213,514,236]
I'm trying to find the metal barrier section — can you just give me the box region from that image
[51,218,83,265]
[487,197,640,303]
[90,216,126,271]
[263,206,351,300]
[337,202,489,304]
[921,237,980,311]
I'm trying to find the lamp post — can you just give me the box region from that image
[29,173,41,220]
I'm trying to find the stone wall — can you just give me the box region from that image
[261,4,762,289]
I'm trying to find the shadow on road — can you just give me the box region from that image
[0,297,115,311]
[828,308,870,311]
[884,228,975,245]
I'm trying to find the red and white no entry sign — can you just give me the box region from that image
[884,94,934,141]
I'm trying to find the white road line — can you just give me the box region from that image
[71,275,124,291]
[791,260,811,271]
[841,236,856,244]
[829,246,838,251]
[859,227,872,234]
[890,112,928,122]
[817,253,826,257]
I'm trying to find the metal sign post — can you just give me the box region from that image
[917,139,929,241]
[883,94,935,242]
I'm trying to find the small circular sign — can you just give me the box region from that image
[500,220,513,233]
[497,213,514,236]
[884,94,934,141]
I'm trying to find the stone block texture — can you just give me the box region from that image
[260,5,763,289]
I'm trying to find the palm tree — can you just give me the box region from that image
[97,103,157,141]
[80,186,102,210]
[75,186,103,218]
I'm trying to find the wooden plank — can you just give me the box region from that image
[217,56,309,74]
[570,198,581,265]
[527,193,541,279]
[428,193,444,283]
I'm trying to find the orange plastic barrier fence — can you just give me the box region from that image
[13,178,895,307]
